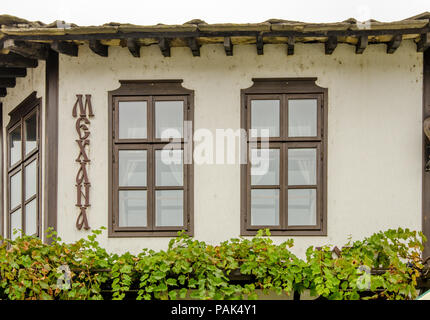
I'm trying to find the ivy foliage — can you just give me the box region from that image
[0,227,426,300]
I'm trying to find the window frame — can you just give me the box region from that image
[241,78,327,236]
[6,92,42,240]
[108,80,194,237]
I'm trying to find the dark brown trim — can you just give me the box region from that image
[44,49,58,243]
[0,102,3,238]
[423,48,430,258]
[240,78,328,236]
[108,80,194,238]
[5,92,42,239]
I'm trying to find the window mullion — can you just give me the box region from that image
[281,143,288,229]
[147,145,155,230]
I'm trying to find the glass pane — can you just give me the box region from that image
[156,190,183,227]
[156,150,183,186]
[251,149,279,186]
[25,113,37,154]
[10,171,21,210]
[119,190,147,227]
[25,160,37,200]
[118,101,147,139]
[288,189,316,226]
[9,125,21,166]
[118,150,147,187]
[25,199,37,236]
[288,99,317,137]
[288,148,317,185]
[251,189,279,226]
[251,100,280,137]
[11,208,22,240]
[155,101,184,139]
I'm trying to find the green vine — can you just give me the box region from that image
[0,227,427,300]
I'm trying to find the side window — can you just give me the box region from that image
[109,81,193,237]
[6,93,41,239]
[241,79,327,236]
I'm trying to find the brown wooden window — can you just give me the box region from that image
[6,92,41,240]
[108,80,194,237]
[241,78,327,236]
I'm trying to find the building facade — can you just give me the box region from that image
[0,13,429,258]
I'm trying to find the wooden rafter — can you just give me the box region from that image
[355,35,368,54]
[3,39,49,60]
[0,78,16,88]
[0,67,26,77]
[158,38,171,57]
[51,41,78,56]
[387,34,402,54]
[127,39,140,58]
[89,40,108,57]
[417,33,430,52]
[256,34,264,55]
[0,53,38,68]
[287,36,295,55]
[325,36,337,55]
[186,37,200,56]
[224,37,233,56]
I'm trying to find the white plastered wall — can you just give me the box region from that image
[57,41,422,258]
[1,62,45,239]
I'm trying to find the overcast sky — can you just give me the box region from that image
[1,0,429,25]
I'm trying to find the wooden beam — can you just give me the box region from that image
[224,37,233,56]
[325,36,337,55]
[51,41,78,57]
[0,53,38,68]
[423,48,430,259]
[89,40,108,57]
[355,35,368,54]
[0,88,6,97]
[127,39,140,58]
[287,36,295,55]
[186,38,200,57]
[418,33,430,52]
[3,39,49,60]
[158,38,171,57]
[0,67,26,78]
[0,78,16,88]
[256,35,264,55]
[44,49,59,243]
[387,34,402,54]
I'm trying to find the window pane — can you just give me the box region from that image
[9,125,21,166]
[118,101,147,139]
[156,150,183,186]
[25,160,37,200]
[25,199,37,236]
[11,208,22,240]
[288,189,316,226]
[10,171,21,210]
[288,148,317,185]
[251,189,279,226]
[251,100,280,137]
[155,101,183,139]
[251,149,279,186]
[25,113,37,154]
[119,190,147,227]
[156,190,183,227]
[288,99,317,137]
[118,150,147,187]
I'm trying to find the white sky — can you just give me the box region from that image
[1,0,429,26]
